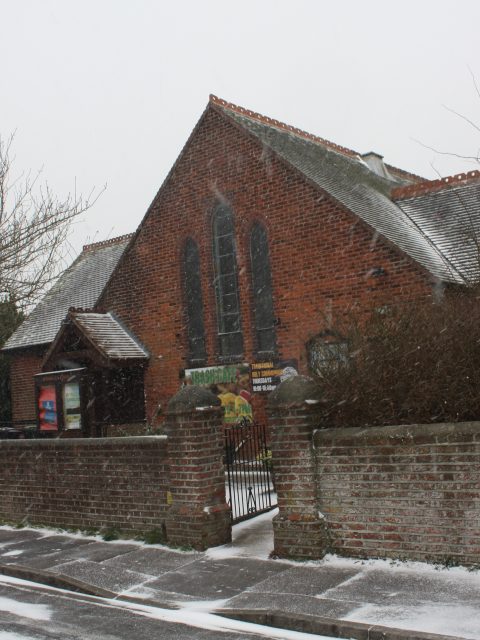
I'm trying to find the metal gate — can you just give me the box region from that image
[224,418,277,523]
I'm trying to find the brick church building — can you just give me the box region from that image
[4,95,480,436]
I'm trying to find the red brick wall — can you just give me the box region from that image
[315,422,480,565]
[9,351,44,426]
[164,388,230,549]
[0,436,169,534]
[100,106,434,425]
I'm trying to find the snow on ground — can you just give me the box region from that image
[203,512,480,639]
[2,513,480,638]
[319,552,479,573]
[0,524,196,553]
[0,574,345,640]
[318,554,480,640]
[206,508,277,560]
[345,601,480,639]
[318,551,480,585]
[114,598,344,640]
[225,473,276,522]
[0,595,51,621]
[0,633,41,640]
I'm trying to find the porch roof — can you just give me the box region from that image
[69,312,149,362]
[3,235,133,352]
[43,310,149,369]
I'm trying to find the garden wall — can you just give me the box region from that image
[0,436,169,536]
[0,386,231,550]
[268,376,480,565]
[315,422,480,565]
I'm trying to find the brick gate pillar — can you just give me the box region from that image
[164,385,231,550]
[267,375,329,559]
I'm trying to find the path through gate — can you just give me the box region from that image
[224,418,277,523]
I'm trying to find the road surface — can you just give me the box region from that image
[0,575,336,640]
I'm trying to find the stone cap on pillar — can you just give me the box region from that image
[267,375,323,410]
[166,385,222,416]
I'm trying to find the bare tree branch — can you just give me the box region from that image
[468,65,480,103]
[411,137,480,163]
[442,104,480,135]
[0,134,104,311]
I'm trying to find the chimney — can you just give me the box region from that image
[360,151,392,180]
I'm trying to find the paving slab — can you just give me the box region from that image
[0,537,139,570]
[206,509,276,560]
[103,546,200,575]
[320,567,480,607]
[51,559,154,593]
[0,528,43,545]
[220,591,357,620]
[0,534,92,569]
[246,565,362,597]
[147,557,291,601]
[48,540,140,564]
[0,519,479,640]
[219,565,364,626]
[119,583,207,606]
[341,599,480,639]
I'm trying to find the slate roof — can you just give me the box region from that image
[212,96,474,284]
[6,99,480,359]
[394,179,480,285]
[3,235,132,351]
[70,312,148,361]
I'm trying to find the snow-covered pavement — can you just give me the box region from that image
[0,575,343,640]
[0,513,479,639]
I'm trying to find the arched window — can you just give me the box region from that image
[212,204,243,358]
[183,238,206,364]
[250,222,276,356]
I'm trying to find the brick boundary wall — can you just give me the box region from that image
[164,386,231,550]
[0,436,169,536]
[315,421,480,565]
[0,385,232,550]
[267,376,329,559]
[269,376,480,565]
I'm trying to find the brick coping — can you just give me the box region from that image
[0,435,167,447]
[315,420,480,442]
[392,170,480,200]
[82,233,134,252]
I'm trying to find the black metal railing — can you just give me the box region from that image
[224,418,276,523]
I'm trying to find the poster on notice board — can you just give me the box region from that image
[183,364,252,424]
[38,385,58,431]
[63,382,82,430]
[250,359,298,393]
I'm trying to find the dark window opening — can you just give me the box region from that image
[183,239,207,365]
[307,331,349,378]
[212,205,243,358]
[61,332,87,353]
[250,223,276,356]
[94,367,145,425]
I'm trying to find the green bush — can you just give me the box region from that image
[101,528,119,541]
[142,527,166,545]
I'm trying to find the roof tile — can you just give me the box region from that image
[72,312,148,360]
[3,235,131,351]
[216,102,462,283]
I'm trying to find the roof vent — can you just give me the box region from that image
[360,151,392,180]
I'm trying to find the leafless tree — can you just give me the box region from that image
[414,68,480,166]
[0,134,101,311]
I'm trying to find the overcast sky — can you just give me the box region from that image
[2,0,480,258]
